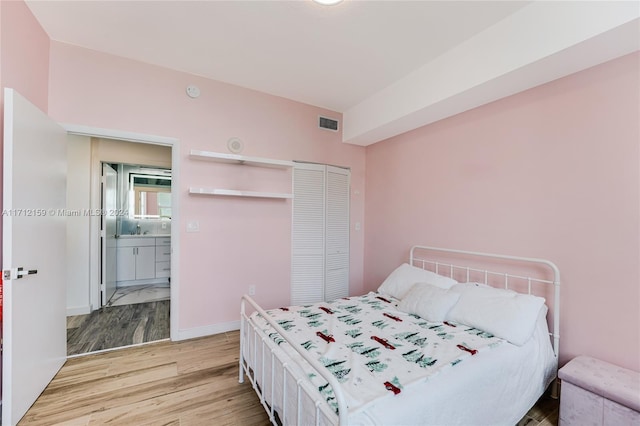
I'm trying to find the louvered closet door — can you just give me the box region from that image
[325,166,350,301]
[291,163,350,304]
[291,163,326,305]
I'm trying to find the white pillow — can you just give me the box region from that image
[447,282,546,346]
[397,283,461,322]
[377,263,458,299]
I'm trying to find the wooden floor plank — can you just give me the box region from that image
[49,414,91,426]
[20,330,557,425]
[20,331,265,426]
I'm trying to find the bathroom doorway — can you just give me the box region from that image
[66,136,175,356]
[102,163,172,308]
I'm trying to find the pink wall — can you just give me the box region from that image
[3,0,637,373]
[47,42,366,331]
[364,52,640,371]
[0,0,50,283]
[0,0,50,258]
[0,0,49,113]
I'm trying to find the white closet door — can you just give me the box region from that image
[325,166,350,301]
[291,163,350,304]
[291,163,326,305]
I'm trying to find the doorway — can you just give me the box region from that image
[103,162,172,307]
[64,132,179,356]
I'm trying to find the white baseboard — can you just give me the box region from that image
[67,306,91,316]
[175,320,240,341]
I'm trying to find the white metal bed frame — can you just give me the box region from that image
[239,245,561,426]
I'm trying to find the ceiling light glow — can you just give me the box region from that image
[312,0,344,5]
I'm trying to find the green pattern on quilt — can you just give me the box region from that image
[268,332,284,345]
[413,337,428,347]
[464,327,495,338]
[417,356,437,368]
[299,309,321,320]
[394,331,428,348]
[400,346,437,367]
[389,376,403,390]
[371,319,389,329]
[345,329,362,339]
[321,358,351,382]
[364,300,384,310]
[341,305,363,314]
[337,314,362,325]
[277,319,295,331]
[366,360,388,373]
[437,331,455,340]
[318,382,339,413]
[301,340,317,351]
[346,341,381,358]
[251,291,505,415]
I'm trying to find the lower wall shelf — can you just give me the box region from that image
[188,187,293,199]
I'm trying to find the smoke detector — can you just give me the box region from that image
[186,85,201,98]
[227,137,244,154]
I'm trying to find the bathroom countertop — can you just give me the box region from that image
[117,234,170,239]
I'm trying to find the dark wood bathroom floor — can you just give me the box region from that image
[67,300,170,356]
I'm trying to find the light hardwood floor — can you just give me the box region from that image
[22,331,268,425]
[21,331,558,425]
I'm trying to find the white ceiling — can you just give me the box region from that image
[26,1,640,146]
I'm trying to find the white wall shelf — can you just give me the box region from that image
[189,187,293,199]
[189,149,294,169]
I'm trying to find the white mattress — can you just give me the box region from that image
[244,305,557,426]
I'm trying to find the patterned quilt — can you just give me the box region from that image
[250,292,504,414]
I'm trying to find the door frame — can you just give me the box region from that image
[101,163,118,306]
[62,124,180,341]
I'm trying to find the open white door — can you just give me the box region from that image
[101,163,117,306]
[2,89,67,425]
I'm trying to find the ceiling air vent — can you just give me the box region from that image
[318,116,339,132]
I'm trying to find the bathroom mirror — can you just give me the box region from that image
[130,172,172,219]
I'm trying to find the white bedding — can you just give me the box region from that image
[349,306,557,425]
[244,294,557,426]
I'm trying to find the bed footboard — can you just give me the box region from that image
[239,295,349,426]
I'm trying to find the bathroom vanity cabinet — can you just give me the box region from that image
[155,237,171,278]
[116,236,171,285]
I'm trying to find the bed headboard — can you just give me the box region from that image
[409,245,560,358]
